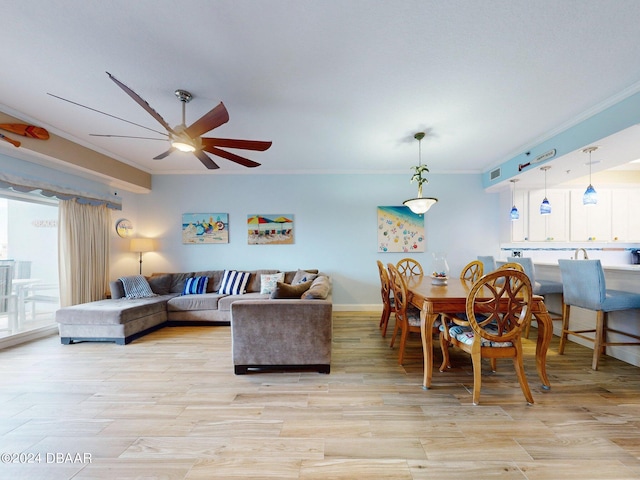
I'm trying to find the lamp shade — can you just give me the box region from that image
[583,184,598,205]
[130,238,156,253]
[540,197,551,215]
[403,197,438,214]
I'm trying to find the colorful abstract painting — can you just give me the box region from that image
[247,214,294,245]
[182,213,229,244]
[377,206,425,252]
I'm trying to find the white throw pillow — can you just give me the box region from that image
[260,272,285,294]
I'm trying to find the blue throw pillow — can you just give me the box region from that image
[182,276,208,295]
[218,270,250,295]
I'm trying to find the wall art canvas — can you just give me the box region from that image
[247,214,294,245]
[182,213,229,244]
[377,206,425,252]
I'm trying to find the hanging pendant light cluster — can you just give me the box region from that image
[403,132,438,214]
[509,178,520,220]
[540,165,551,215]
[582,146,598,205]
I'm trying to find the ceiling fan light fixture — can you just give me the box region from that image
[172,140,196,153]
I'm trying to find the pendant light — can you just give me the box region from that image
[509,179,520,220]
[582,146,598,205]
[403,132,438,214]
[540,165,551,215]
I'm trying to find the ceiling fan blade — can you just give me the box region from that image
[194,150,220,169]
[106,72,176,135]
[185,102,229,138]
[154,147,175,160]
[201,137,272,151]
[90,134,167,140]
[202,145,261,168]
[47,92,168,136]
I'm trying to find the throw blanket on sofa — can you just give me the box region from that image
[119,275,156,299]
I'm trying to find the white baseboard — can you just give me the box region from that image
[0,325,58,350]
[333,304,381,312]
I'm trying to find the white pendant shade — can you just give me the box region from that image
[404,197,438,214]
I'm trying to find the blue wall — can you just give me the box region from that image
[112,172,500,308]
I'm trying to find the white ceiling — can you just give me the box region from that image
[2,0,640,185]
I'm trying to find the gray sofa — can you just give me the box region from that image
[55,268,333,373]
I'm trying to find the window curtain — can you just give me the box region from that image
[58,199,110,306]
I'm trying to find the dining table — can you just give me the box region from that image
[405,274,553,391]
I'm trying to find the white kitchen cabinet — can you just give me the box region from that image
[569,189,612,241]
[611,189,640,241]
[528,190,568,241]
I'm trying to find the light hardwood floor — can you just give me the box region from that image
[1,311,640,479]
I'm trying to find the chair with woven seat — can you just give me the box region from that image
[387,262,423,365]
[440,260,484,324]
[440,261,520,372]
[508,256,564,337]
[395,258,423,277]
[497,262,524,272]
[558,259,640,370]
[439,269,535,405]
[460,260,483,282]
[376,260,396,337]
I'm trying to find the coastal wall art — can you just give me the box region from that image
[377,206,425,253]
[247,214,294,245]
[182,213,229,244]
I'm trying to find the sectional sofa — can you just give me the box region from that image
[55,268,333,373]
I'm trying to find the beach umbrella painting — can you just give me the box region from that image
[247,214,294,244]
[273,216,293,234]
[247,215,271,233]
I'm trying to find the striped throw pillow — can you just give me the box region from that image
[182,276,209,295]
[218,270,250,295]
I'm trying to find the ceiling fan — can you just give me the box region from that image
[51,72,272,169]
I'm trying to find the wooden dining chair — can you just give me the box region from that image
[387,262,423,365]
[497,262,524,272]
[395,258,423,277]
[439,269,534,405]
[460,260,483,282]
[439,260,484,328]
[376,260,396,337]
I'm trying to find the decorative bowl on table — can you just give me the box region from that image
[431,273,448,285]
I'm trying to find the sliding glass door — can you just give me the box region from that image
[0,192,59,339]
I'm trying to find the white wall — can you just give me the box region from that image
[110,172,500,308]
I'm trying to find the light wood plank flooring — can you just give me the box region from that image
[1,311,640,479]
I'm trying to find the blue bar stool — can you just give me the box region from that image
[558,259,640,370]
[508,257,564,337]
[477,255,497,273]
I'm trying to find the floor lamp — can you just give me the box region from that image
[130,238,156,275]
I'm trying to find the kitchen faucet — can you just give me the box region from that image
[573,248,589,260]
